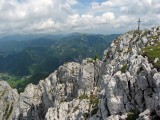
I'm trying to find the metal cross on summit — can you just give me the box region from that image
[137,18,141,30]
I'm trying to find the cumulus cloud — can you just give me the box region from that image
[0,0,159,35]
[90,0,160,30]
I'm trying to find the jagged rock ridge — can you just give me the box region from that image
[0,26,160,120]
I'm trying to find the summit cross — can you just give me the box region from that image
[137,18,141,30]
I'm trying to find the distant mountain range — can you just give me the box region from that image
[0,33,120,91]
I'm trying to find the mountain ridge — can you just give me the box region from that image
[0,33,120,93]
[0,26,160,120]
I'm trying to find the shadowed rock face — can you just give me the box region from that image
[0,26,160,120]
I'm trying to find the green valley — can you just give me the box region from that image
[0,33,120,92]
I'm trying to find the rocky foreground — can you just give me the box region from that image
[0,26,160,120]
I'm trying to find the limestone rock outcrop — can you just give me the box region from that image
[98,26,160,119]
[11,59,101,120]
[0,26,160,120]
[0,81,19,120]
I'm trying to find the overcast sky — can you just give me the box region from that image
[0,0,160,35]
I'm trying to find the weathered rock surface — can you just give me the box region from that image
[0,26,160,120]
[0,81,19,120]
[98,26,160,119]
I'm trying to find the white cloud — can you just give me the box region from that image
[0,0,159,35]
[66,12,115,28]
[66,0,77,5]
[90,0,160,30]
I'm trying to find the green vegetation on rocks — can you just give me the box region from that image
[79,94,89,100]
[127,109,140,120]
[142,42,160,70]
[93,55,99,61]
[148,35,159,40]
[73,105,79,112]
[79,94,99,118]
[120,64,128,73]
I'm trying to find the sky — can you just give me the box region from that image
[0,0,160,35]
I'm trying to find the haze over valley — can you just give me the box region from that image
[0,33,120,92]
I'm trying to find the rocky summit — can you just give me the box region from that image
[0,26,160,120]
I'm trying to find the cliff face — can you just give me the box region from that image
[0,26,160,120]
[98,26,160,120]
